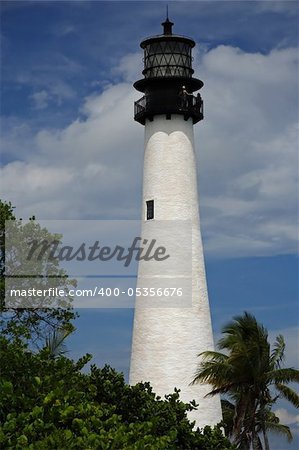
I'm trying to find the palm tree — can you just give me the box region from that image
[255,406,293,450]
[192,312,299,449]
[221,399,293,450]
[44,327,72,358]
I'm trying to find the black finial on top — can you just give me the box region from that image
[162,6,173,35]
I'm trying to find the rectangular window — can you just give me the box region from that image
[146,200,154,220]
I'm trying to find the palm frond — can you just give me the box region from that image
[270,334,285,368]
[203,383,242,396]
[197,350,228,362]
[275,383,299,408]
[192,360,235,387]
[268,367,299,384]
[263,421,293,442]
[45,327,72,357]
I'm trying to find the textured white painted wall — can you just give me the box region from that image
[130,114,222,427]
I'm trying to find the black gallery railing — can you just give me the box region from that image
[134,93,203,124]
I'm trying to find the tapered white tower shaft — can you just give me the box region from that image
[130,18,222,428]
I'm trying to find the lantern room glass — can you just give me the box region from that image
[143,40,193,79]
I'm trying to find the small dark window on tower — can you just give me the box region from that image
[146,200,154,220]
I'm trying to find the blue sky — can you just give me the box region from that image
[1,1,298,448]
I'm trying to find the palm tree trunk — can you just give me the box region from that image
[262,427,270,450]
[232,395,249,442]
[259,403,270,450]
[249,398,263,450]
[252,431,263,450]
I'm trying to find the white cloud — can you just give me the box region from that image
[1,79,142,220]
[48,80,76,103]
[274,408,299,428]
[256,1,299,16]
[53,24,76,37]
[1,161,74,194]
[194,45,298,257]
[28,79,75,108]
[1,45,298,258]
[7,53,80,109]
[200,46,296,84]
[30,90,50,110]
[111,52,143,83]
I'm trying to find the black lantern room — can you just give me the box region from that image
[134,17,204,125]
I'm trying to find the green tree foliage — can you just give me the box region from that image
[192,312,299,449]
[0,200,76,345]
[0,336,235,449]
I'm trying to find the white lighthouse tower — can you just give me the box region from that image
[129,17,222,428]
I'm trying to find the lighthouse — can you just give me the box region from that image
[129,17,222,427]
